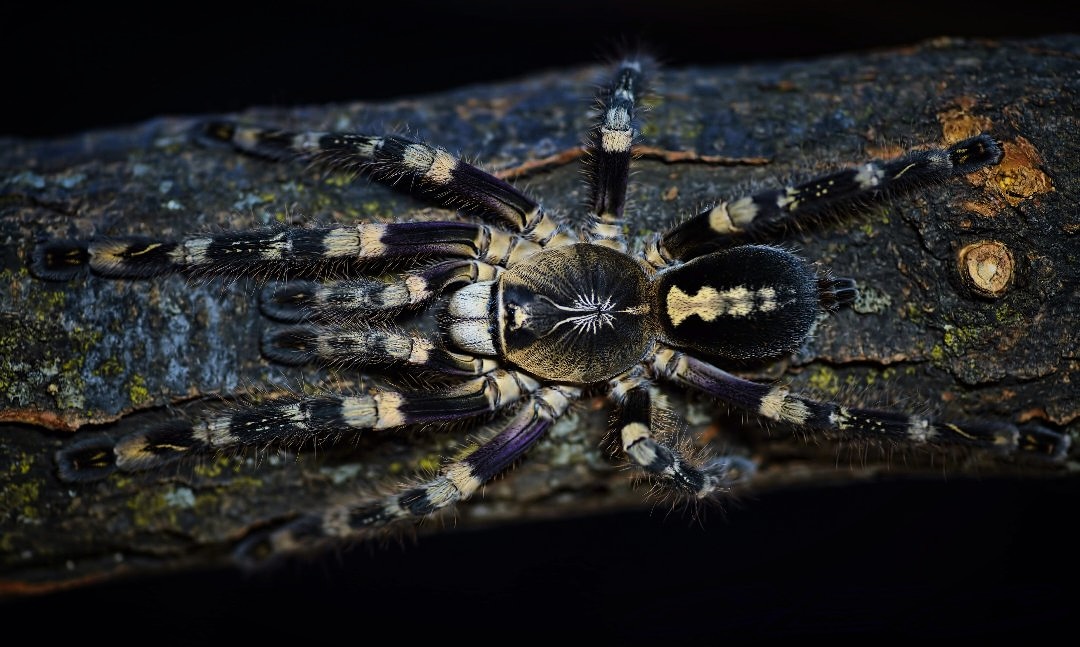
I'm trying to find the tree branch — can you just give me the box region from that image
[1,35,1077,596]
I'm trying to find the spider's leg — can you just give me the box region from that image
[651,346,1070,460]
[236,385,581,560]
[262,323,497,376]
[261,261,502,374]
[261,259,499,322]
[649,135,1004,262]
[32,222,538,281]
[200,123,577,248]
[55,370,541,481]
[611,371,755,499]
[585,59,645,251]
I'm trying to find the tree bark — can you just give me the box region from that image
[1,35,1077,596]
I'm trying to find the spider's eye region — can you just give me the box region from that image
[497,244,651,383]
[504,302,529,331]
[657,245,822,361]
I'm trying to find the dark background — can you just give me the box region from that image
[8,478,1079,639]
[5,1,1079,137]
[4,1,1079,639]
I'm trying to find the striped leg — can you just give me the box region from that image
[649,135,1005,262]
[262,324,497,376]
[201,123,576,248]
[236,385,581,560]
[31,221,539,281]
[611,373,755,499]
[260,259,500,322]
[650,347,1071,460]
[55,370,541,481]
[585,59,645,251]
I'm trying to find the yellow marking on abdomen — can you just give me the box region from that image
[667,285,778,326]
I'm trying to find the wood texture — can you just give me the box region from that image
[1,35,1077,597]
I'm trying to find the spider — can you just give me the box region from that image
[30,58,1069,561]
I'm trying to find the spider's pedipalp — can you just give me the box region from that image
[656,134,1005,260]
[261,322,497,376]
[259,259,501,322]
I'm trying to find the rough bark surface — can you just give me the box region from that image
[1,35,1077,596]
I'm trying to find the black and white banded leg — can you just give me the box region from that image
[648,135,1005,263]
[610,372,755,499]
[56,370,542,481]
[261,322,497,376]
[201,122,576,249]
[651,347,1070,460]
[585,59,645,251]
[260,259,500,322]
[260,259,501,375]
[235,385,581,560]
[32,221,539,282]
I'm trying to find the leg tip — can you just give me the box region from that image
[948,134,1004,173]
[709,455,758,486]
[56,436,118,482]
[190,119,237,148]
[232,514,326,570]
[30,238,89,281]
[259,281,318,322]
[1018,424,1072,462]
[261,325,319,366]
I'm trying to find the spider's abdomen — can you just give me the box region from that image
[656,245,822,361]
[496,244,652,383]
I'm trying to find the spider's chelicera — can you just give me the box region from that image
[31,59,1068,559]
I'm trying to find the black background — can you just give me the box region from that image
[4,1,1079,640]
[5,1,1079,137]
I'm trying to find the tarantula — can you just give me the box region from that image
[31,58,1068,558]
